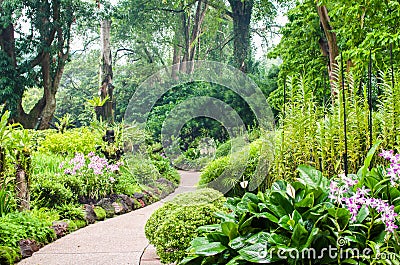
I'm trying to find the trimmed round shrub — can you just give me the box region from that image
[145,188,225,264]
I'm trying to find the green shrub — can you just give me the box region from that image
[31,153,65,175]
[0,246,20,265]
[56,204,85,221]
[31,173,75,208]
[173,155,213,171]
[145,188,225,264]
[162,167,180,186]
[93,206,106,221]
[199,139,273,197]
[114,167,142,196]
[215,137,249,158]
[66,220,78,233]
[150,153,180,185]
[0,178,14,217]
[74,219,87,229]
[38,127,101,155]
[29,208,60,224]
[198,156,230,185]
[125,157,161,185]
[0,212,56,249]
[215,140,231,158]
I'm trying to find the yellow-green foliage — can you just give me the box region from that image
[200,71,400,190]
[0,246,20,265]
[93,206,106,221]
[145,188,225,264]
[38,127,102,155]
[273,71,400,180]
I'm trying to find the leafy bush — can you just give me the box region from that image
[173,155,213,171]
[60,152,123,200]
[198,156,230,185]
[124,156,160,186]
[38,127,102,155]
[271,72,400,181]
[29,208,60,224]
[56,204,85,221]
[31,153,123,206]
[215,140,232,158]
[0,246,20,265]
[113,170,142,196]
[145,188,225,264]
[31,153,65,175]
[182,148,400,264]
[150,153,180,185]
[31,173,75,208]
[199,139,273,197]
[0,212,56,249]
[215,136,248,159]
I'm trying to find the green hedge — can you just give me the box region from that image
[145,188,225,264]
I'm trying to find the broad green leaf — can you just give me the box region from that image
[226,256,246,265]
[272,180,287,191]
[290,223,308,247]
[356,205,369,223]
[286,183,296,199]
[268,233,290,245]
[193,242,227,256]
[239,243,280,263]
[292,210,303,224]
[179,255,202,265]
[295,192,314,208]
[270,191,294,215]
[191,237,209,247]
[278,215,291,230]
[229,235,251,250]
[297,165,329,190]
[221,222,239,240]
[256,211,279,223]
[207,232,229,246]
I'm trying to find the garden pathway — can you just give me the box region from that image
[18,170,200,265]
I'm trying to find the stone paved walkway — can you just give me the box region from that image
[18,170,200,265]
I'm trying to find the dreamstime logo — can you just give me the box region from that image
[124,61,274,195]
[256,237,396,261]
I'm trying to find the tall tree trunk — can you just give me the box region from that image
[187,0,208,73]
[100,19,114,123]
[172,44,181,80]
[15,150,31,211]
[180,0,208,74]
[180,12,190,73]
[316,5,339,99]
[228,0,253,72]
